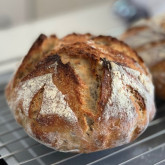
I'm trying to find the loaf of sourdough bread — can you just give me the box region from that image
[5,33,156,153]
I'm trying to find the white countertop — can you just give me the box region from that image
[0,1,125,73]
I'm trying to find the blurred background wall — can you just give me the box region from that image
[0,0,165,30]
[0,0,29,29]
[0,0,110,29]
[34,0,110,18]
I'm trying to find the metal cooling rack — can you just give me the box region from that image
[0,71,165,165]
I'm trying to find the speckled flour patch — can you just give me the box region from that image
[39,74,77,122]
[104,62,154,122]
[15,69,77,123]
[16,75,48,116]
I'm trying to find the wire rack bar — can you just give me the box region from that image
[119,143,165,165]
[87,129,165,165]
[52,117,165,165]
[19,150,57,164]
[0,135,28,148]
[149,116,165,127]
[0,127,21,137]
[0,79,165,165]
[154,159,165,165]
[0,143,40,159]
[53,153,82,165]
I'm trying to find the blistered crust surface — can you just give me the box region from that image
[5,33,156,153]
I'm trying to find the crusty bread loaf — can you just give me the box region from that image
[121,15,165,99]
[5,33,156,153]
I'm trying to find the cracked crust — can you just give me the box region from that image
[5,33,156,153]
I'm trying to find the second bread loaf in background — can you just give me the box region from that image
[121,15,165,99]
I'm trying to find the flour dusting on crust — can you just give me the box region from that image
[39,74,77,123]
[15,69,77,123]
[104,62,154,122]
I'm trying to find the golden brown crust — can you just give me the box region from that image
[5,33,156,153]
[5,34,58,101]
[121,17,165,99]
